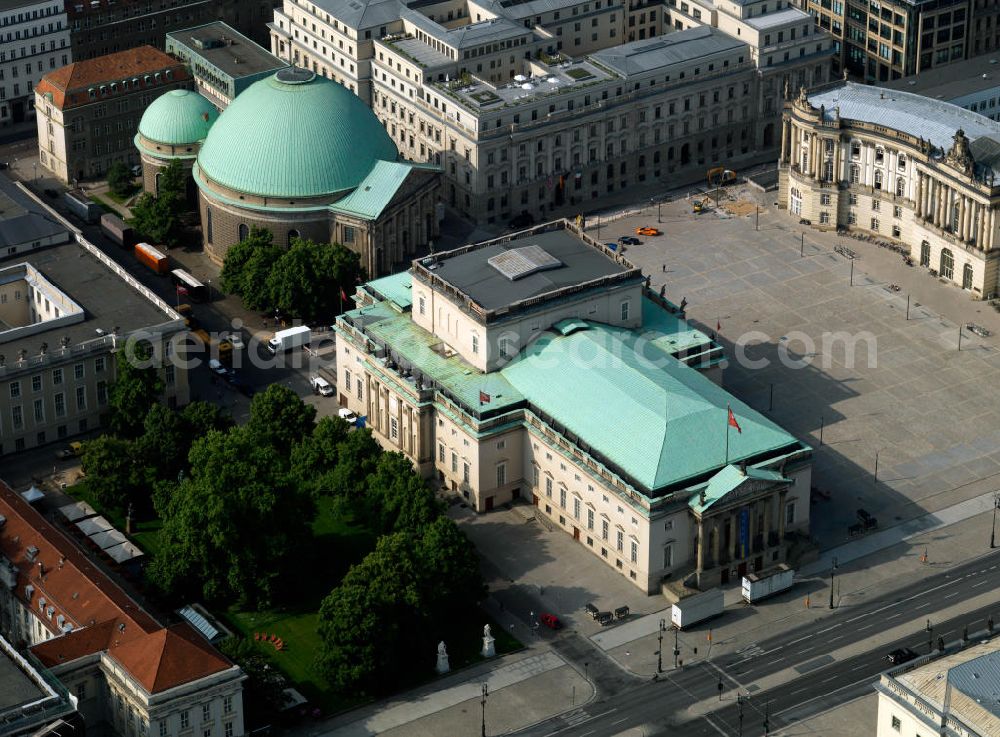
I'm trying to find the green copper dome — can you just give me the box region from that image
[137,89,218,145]
[196,69,399,199]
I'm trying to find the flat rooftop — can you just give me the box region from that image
[0,177,71,250]
[590,27,748,76]
[415,227,633,311]
[885,53,1000,101]
[0,643,45,713]
[0,240,177,370]
[167,22,285,78]
[744,7,809,30]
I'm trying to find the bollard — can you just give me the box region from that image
[805,595,811,609]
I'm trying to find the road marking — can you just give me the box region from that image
[857,623,874,631]
[790,686,809,696]
[843,579,958,625]
[829,635,844,643]
[944,592,959,599]
[852,663,871,671]
[821,675,839,684]
[886,612,902,620]
[914,602,931,609]
[973,580,990,588]
[610,717,628,726]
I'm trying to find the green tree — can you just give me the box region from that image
[288,416,350,495]
[247,385,316,453]
[219,227,274,295]
[414,516,486,620]
[157,159,187,206]
[363,452,440,535]
[319,428,381,501]
[217,637,286,721]
[266,239,362,322]
[80,435,145,512]
[129,192,181,248]
[317,533,425,694]
[178,400,233,439]
[106,161,133,198]
[149,425,315,607]
[240,241,284,311]
[107,339,163,439]
[135,402,186,482]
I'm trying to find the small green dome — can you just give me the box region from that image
[137,89,218,145]
[196,68,399,199]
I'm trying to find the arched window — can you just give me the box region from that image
[963,263,974,290]
[205,207,213,244]
[823,160,834,182]
[895,178,905,197]
[873,170,883,190]
[897,154,907,171]
[238,223,249,242]
[850,164,859,183]
[940,248,954,280]
[287,229,299,248]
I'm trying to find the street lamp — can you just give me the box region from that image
[480,682,488,737]
[926,619,933,654]
[657,200,662,223]
[657,619,666,673]
[990,493,999,548]
[737,693,745,737]
[32,162,38,182]
[828,556,838,609]
[673,625,680,669]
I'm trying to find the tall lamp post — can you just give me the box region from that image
[737,693,744,737]
[926,619,933,654]
[657,619,666,673]
[828,556,838,609]
[990,492,999,548]
[480,682,488,737]
[674,625,680,669]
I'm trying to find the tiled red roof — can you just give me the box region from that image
[36,46,189,109]
[0,480,231,693]
[109,623,233,694]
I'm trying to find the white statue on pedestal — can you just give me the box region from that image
[481,624,496,658]
[436,641,450,674]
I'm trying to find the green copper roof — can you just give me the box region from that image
[689,465,790,514]
[330,161,437,220]
[137,89,218,145]
[196,69,398,198]
[364,271,414,310]
[500,323,803,492]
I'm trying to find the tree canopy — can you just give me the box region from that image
[106,161,133,198]
[127,161,188,247]
[106,339,163,439]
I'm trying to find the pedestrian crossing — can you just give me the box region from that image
[562,709,591,727]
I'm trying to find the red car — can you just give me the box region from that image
[539,613,562,630]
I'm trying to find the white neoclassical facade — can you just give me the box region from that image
[779,81,1000,297]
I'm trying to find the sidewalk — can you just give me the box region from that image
[319,650,591,737]
[594,493,1000,677]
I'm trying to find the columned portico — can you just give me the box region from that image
[688,465,798,589]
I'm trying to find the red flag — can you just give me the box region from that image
[728,407,742,434]
[176,285,188,295]
[340,287,348,302]
[716,319,721,332]
[479,390,490,405]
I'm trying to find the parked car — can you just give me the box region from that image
[225,332,245,351]
[603,242,618,251]
[636,226,661,236]
[131,164,142,177]
[886,647,918,665]
[56,441,84,459]
[539,613,562,630]
[619,236,641,246]
[692,200,705,213]
[338,408,358,425]
[208,358,230,377]
[310,375,334,396]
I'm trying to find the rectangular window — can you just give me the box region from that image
[891,716,901,731]
[786,502,795,525]
[32,375,42,392]
[871,199,880,212]
[451,452,457,473]
[472,334,479,354]
[620,301,630,320]
[559,487,567,509]
[74,363,84,380]
[12,405,23,430]
[180,712,189,730]
[10,381,20,399]
[663,544,673,568]
[356,378,363,400]
[587,508,594,530]
[616,529,624,552]
[496,463,506,487]
[33,398,44,423]
[160,724,167,737]
[224,725,233,737]
[55,393,65,417]
[390,417,398,439]
[418,296,425,315]
[545,477,553,498]
[202,704,210,723]
[463,462,470,483]
[439,444,445,463]
[75,386,86,411]
[602,519,609,540]
[631,540,638,563]
[573,497,581,520]
[95,356,105,372]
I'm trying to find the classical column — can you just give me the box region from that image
[915,173,924,217]
[989,208,997,250]
[924,175,932,220]
[711,519,721,567]
[778,489,788,541]
[966,197,975,242]
[696,519,705,574]
[959,196,968,241]
[728,514,738,561]
[761,498,772,550]
[978,204,987,249]
[782,117,792,162]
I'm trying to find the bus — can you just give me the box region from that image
[170,269,208,302]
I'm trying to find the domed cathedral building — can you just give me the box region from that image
[135,89,219,206]
[191,67,441,277]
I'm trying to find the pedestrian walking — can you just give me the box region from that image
[662,264,666,273]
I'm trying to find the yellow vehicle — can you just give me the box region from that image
[176,303,198,330]
[692,200,705,213]
[56,441,84,459]
[707,167,737,186]
[191,329,233,364]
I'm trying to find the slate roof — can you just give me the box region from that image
[590,27,747,77]
[808,82,1000,171]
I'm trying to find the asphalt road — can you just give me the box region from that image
[515,550,1000,736]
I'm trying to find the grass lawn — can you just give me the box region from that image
[88,194,118,214]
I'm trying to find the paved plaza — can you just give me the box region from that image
[607,189,1000,548]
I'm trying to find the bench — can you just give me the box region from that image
[848,523,863,538]
[585,603,600,619]
[614,606,630,620]
[597,612,614,626]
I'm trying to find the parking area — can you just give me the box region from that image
[598,188,1000,548]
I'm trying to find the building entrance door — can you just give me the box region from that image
[532,493,539,506]
[573,527,580,541]
[721,568,730,585]
[485,496,494,511]
[737,561,747,578]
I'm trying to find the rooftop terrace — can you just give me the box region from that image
[166,21,286,79]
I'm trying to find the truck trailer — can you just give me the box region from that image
[100,212,135,248]
[742,564,795,604]
[267,325,311,353]
[670,588,724,629]
[134,242,169,275]
[63,189,102,223]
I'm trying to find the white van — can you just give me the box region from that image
[310,375,334,396]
